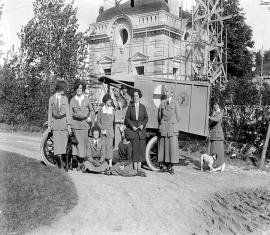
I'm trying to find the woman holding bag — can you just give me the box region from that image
[125,89,148,176]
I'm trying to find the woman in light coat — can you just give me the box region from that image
[48,80,71,169]
[158,85,180,175]
[70,79,94,170]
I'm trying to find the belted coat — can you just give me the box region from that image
[209,109,224,141]
[158,99,180,137]
[48,94,71,131]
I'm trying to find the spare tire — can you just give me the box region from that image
[40,129,55,166]
[145,136,160,171]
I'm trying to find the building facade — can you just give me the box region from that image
[87,0,205,82]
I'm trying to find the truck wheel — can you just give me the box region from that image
[145,136,160,171]
[40,129,55,166]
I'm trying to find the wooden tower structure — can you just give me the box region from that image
[188,0,229,85]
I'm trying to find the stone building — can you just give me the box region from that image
[87,0,202,82]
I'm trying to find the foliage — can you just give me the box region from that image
[223,0,254,78]
[19,0,88,81]
[211,76,260,108]
[223,105,269,147]
[0,0,91,127]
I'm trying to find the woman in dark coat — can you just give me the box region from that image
[125,89,148,176]
[70,79,94,170]
[110,128,138,177]
[209,101,225,171]
[48,80,71,169]
[158,85,180,175]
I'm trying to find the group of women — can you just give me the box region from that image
[48,79,225,176]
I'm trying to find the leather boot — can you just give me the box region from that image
[58,155,64,169]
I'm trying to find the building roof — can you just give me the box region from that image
[97,0,170,22]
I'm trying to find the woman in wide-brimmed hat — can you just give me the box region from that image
[97,93,115,173]
[48,79,71,169]
[70,79,94,170]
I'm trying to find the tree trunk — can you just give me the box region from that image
[260,122,270,169]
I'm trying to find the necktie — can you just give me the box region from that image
[56,97,61,113]
[135,103,139,120]
[167,99,170,106]
[95,141,98,148]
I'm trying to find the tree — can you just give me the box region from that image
[255,50,270,76]
[0,1,5,59]
[223,0,254,78]
[19,0,88,81]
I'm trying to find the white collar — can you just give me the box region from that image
[75,95,84,106]
[102,105,113,114]
[75,95,84,101]
[55,93,61,99]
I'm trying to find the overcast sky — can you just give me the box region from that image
[1,0,270,55]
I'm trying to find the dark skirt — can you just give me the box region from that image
[110,162,137,177]
[158,135,179,164]
[131,132,146,162]
[210,140,225,168]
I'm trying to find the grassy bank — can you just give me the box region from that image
[0,150,78,234]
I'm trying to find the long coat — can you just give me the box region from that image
[70,96,94,158]
[125,102,148,162]
[209,109,225,167]
[48,94,71,130]
[158,98,180,137]
[158,98,180,164]
[70,96,94,130]
[125,102,148,139]
[209,109,224,141]
[97,106,115,160]
[48,94,71,155]
[83,138,108,172]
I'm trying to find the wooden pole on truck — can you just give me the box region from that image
[260,121,270,169]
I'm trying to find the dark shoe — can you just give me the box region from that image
[81,164,86,173]
[168,168,175,175]
[76,164,81,171]
[104,169,111,176]
[159,165,167,173]
[137,170,147,177]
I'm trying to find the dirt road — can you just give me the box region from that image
[1,132,270,235]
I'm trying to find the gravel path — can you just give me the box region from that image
[1,132,270,235]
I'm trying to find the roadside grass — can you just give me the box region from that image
[0,123,44,137]
[0,150,78,235]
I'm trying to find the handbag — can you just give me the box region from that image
[69,131,78,146]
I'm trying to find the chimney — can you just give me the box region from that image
[103,0,116,11]
[168,0,181,17]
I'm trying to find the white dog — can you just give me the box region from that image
[200,153,225,172]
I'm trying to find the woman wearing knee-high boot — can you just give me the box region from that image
[48,80,71,169]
